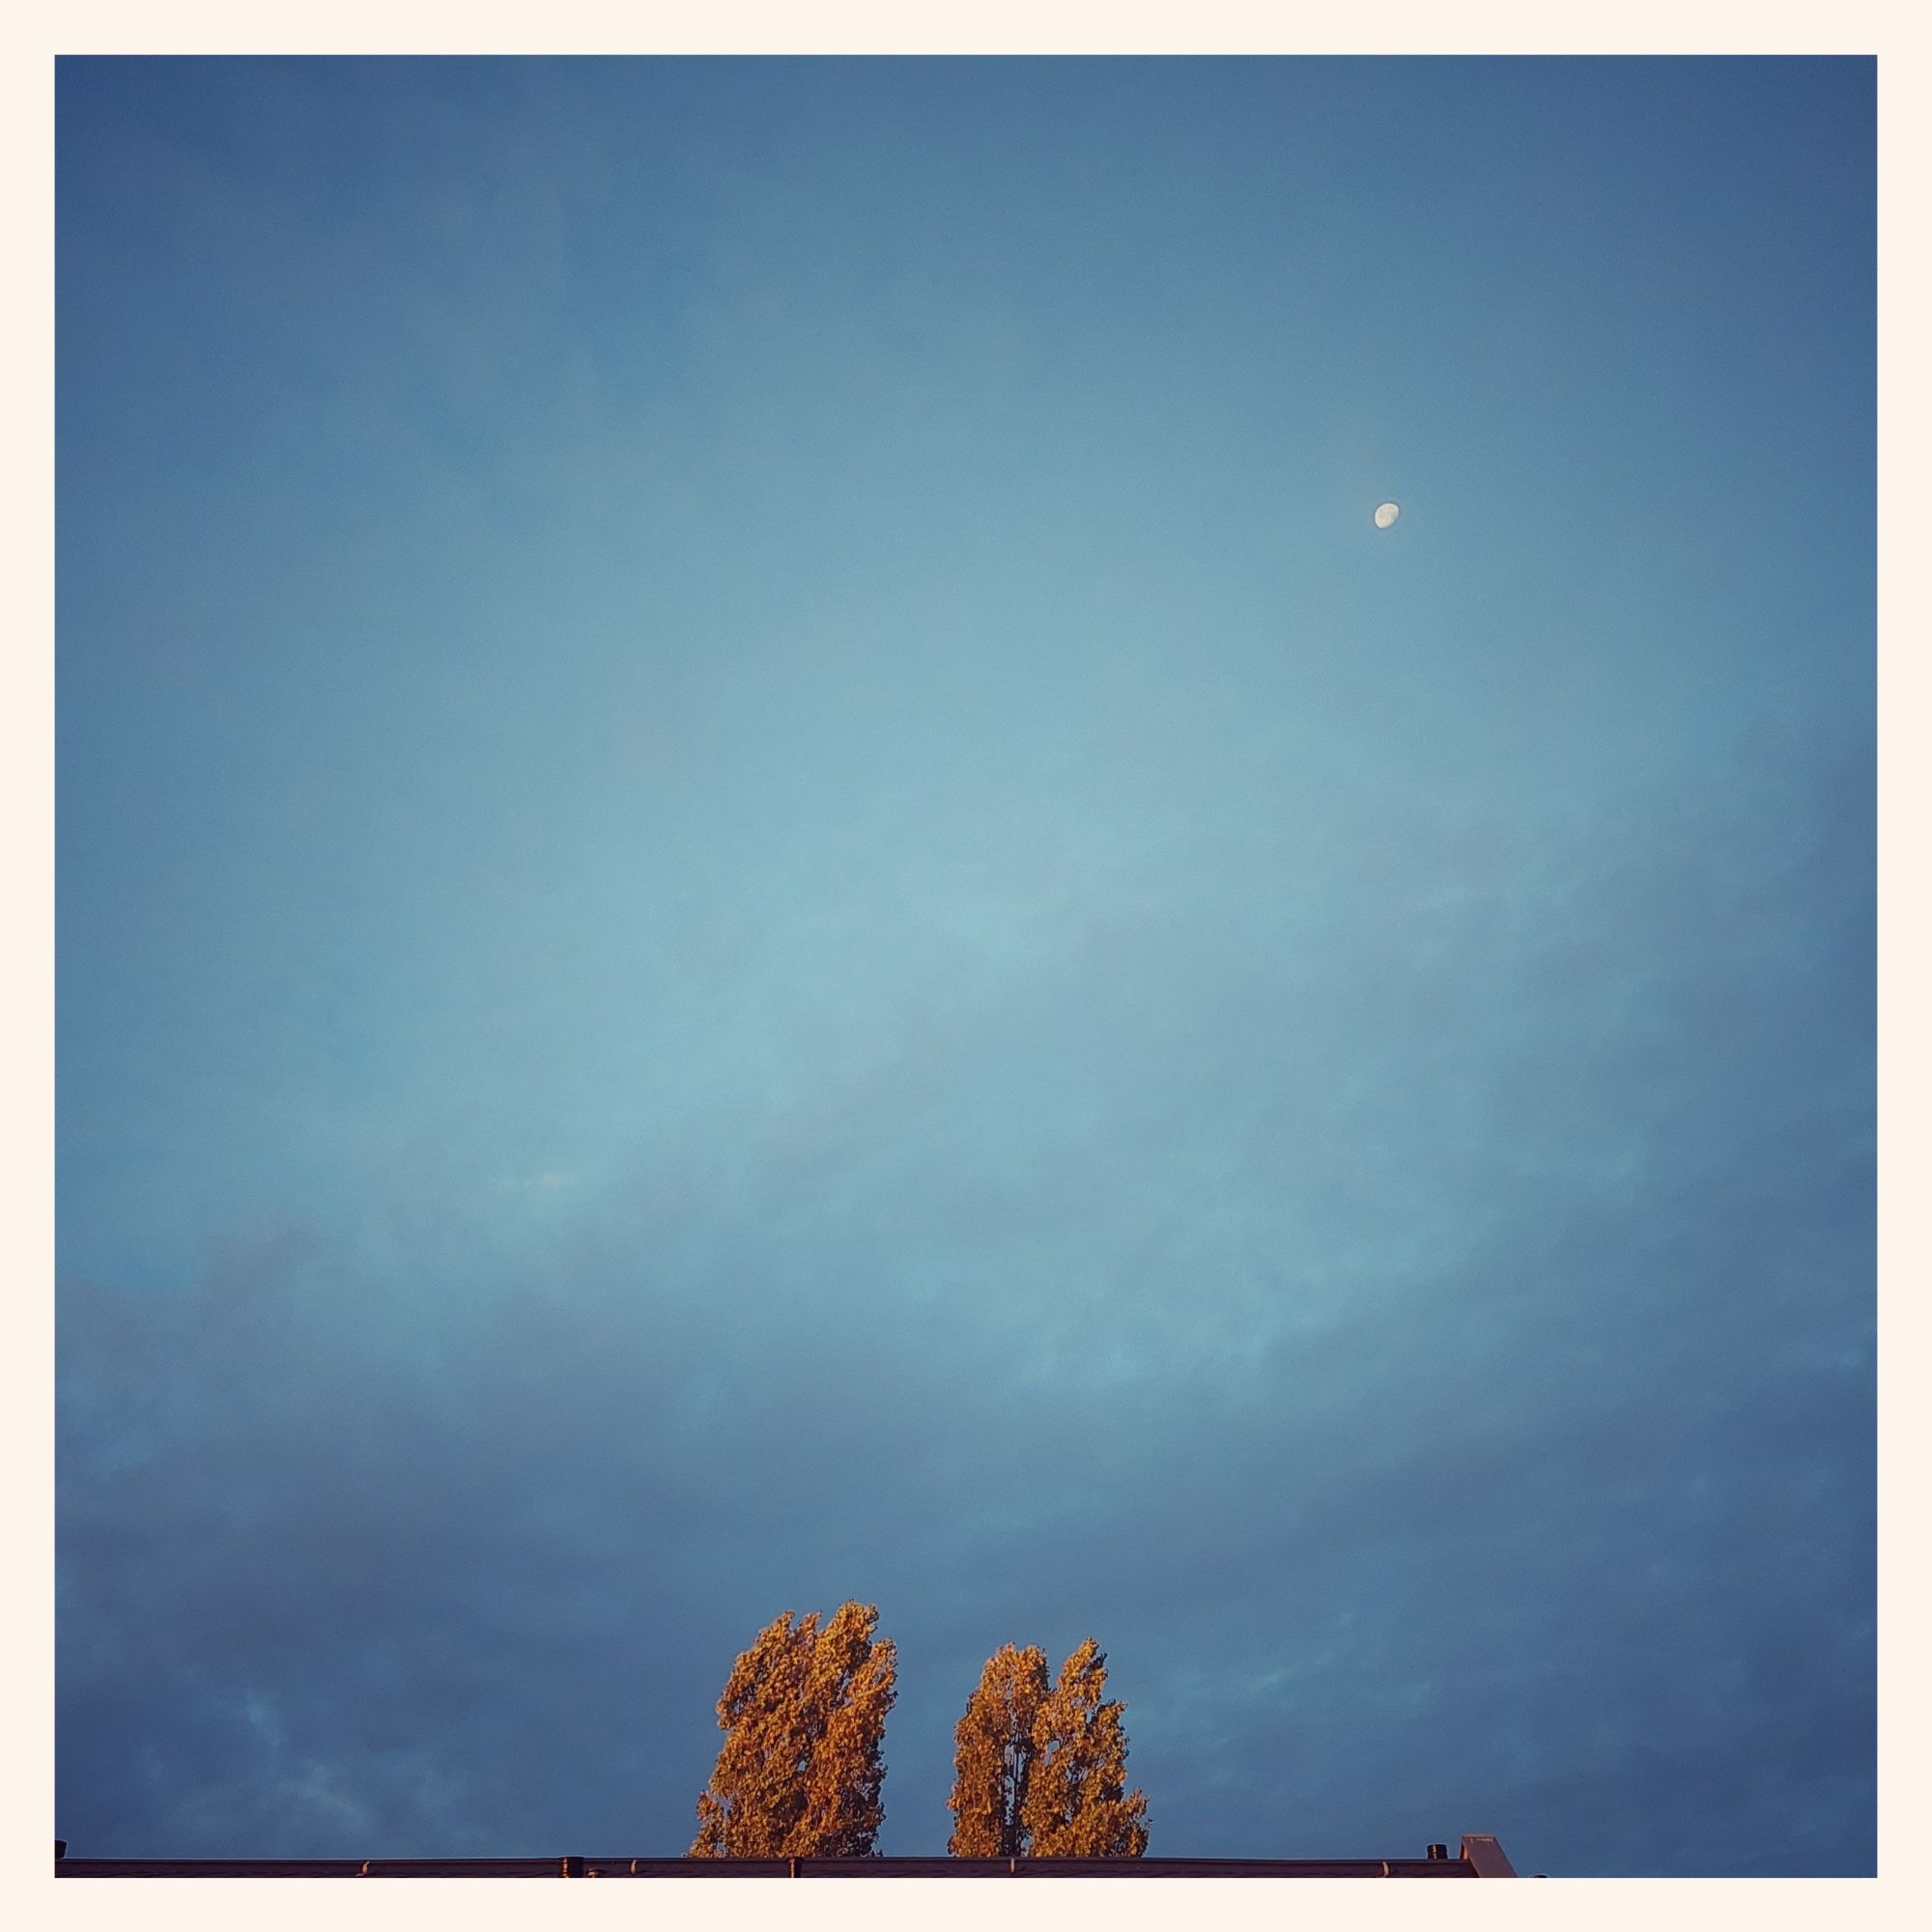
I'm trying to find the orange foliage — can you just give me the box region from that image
[691,1603,896,1857]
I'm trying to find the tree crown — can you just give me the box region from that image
[949,1636,1148,1859]
[692,1602,896,1858]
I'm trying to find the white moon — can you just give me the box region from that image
[1374,502,1400,529]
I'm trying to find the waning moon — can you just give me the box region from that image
[1374,502,1400,529]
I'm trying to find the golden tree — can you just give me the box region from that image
[1021,1637,1150,1856]
[950,1637,1149,1857]
[947,1643,1052,1856]
[691,1603,897,1857]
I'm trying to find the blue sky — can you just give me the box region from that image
[56,56,1873,1876]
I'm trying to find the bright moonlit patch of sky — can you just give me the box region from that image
[56,56,1872,1876]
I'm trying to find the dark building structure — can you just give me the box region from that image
[56,1833,1520,1877]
